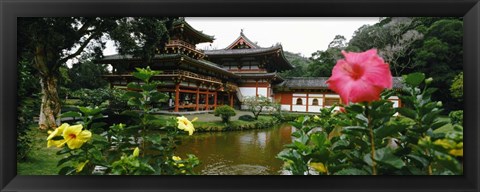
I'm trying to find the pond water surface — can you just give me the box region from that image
[174,124,295,175]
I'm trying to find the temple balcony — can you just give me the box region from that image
[164,40,206,59]
[103,70,224,86]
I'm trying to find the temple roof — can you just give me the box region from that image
[273,77,404,90]
[173,18,215,43]
[96,53,238,78]
[204,45,283,56]
[225,30,261,49]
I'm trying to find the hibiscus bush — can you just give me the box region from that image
[277,49,463,175]
[48,67,200,175]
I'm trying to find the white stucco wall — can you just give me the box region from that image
[239,87,268,97]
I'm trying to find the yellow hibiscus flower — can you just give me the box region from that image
[47,139,66,148]
[176,116,197,136]
[172,156,182,161]
[46,123,69,141]
[61,124,92,149]
[76,160,89,173]
[309,162,327,173]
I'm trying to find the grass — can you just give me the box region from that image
[17,128,68,175]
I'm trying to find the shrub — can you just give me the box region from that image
[277,72,463,175]
[238,115,256,122]
[214,105,236,123]
[449,110,463,125]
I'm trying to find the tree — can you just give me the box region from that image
[411,18,463,111]
[18,17,175,129]
[213,105,236,123]
[68,60,109,91]
[280,52,312,78]
[450,72,463,102]
[18,18,117,129]
[242,96,277,120]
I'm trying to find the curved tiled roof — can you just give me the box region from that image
[96,54,238,78]
[274,77,404,89]
[225,31,261,49]
[204,45,282,56]
[173,19,215,43]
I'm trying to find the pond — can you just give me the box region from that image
[174,123,295,175]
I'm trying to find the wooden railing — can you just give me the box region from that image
[106,70,227,86]
[161,70,223,84]
[165,40,204,57]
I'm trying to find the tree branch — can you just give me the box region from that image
[58,31,100,65]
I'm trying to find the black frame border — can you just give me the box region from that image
[1,0,479,192]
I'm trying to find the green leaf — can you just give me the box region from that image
[58,166,76,175]
[375,147,405,169]
[346,104,364,114]
[406,154,429,168]
[355,114,368,125]
[125,91,143,99]
[404,72,425,87]
[142,84,157,92]
[397,108,418,119]
[332,139,350,150]
[78,106,103,116]
[310,132,328,147]
[132,71,151,82]
[60,111,82,118]
[374,118,412,138]
[56,147,72,155]
[431,119,449,130]
[343,126,369,134]
[57,155,80,167]
[334,168,369,175]
[127,82,142,90]
[127,98,142,107]
[90,122,107,130]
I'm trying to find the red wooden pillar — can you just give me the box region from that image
[195,86,200,111]
[214,91,217,109]
[229,93,234,107]
[175,83,180,112]
[322,93,326,108]
[290,93,293,112]
[255,80,259,97]
[205,90,209,111]
[306,93,309,112]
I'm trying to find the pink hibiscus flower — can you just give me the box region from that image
[326,49,392,104]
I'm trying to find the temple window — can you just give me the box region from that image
[325,98,339,106]
[296,98,303,105]
[312,98,319,106]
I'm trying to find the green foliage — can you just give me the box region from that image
[243,96,278,120]
[448,110,463,125]
[71,88,111,107]
[279,52,312,78]
[450,72,463,101]
[17,58,40,160]
[213,105,236,123]
[52,67,199,175]
[68,60,109,91]
[238,115,256,122]
[109,17,176,65]
[278,73,463,175]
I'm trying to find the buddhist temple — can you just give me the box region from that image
[97,18,402,113]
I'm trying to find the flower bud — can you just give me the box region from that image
[425,77,433,85]
[133,147,140,157]
[436,101,443,107]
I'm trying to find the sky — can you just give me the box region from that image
[103,17,380,58]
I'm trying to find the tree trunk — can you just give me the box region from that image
[38,75,61,130]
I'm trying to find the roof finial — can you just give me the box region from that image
[240,29,244,36]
